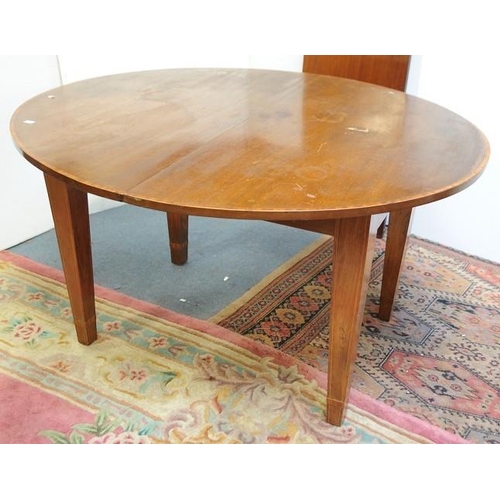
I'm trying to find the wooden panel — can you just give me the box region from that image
[303,55,411,91]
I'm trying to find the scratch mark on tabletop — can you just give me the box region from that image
[346,127,369,133]
[317,141,328,153]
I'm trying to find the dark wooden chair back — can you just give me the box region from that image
[303,55,411,91]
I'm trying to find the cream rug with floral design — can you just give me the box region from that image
[0,251,465,444]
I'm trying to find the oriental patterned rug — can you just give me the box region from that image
[0,252,464,444]
[213,235,500,444]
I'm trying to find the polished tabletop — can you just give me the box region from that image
[10,68,489,220]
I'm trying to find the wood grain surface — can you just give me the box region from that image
[11,69,489,220]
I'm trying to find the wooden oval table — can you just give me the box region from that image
[10,69,490,426]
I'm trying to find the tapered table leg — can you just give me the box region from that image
[378,208,413,321]
[327,215,376,425]
[167,213,189,265]
[44,174,97,345]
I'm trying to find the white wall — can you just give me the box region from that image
[57,55,303,83]
[406,55,499,263]
[0,56,61,249]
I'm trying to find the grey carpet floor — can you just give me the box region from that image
[8,204,320,319]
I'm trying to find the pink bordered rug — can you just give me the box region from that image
[0,251,466,444]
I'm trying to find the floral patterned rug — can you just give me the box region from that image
[0,251,464,444]
[213,235,500,444]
